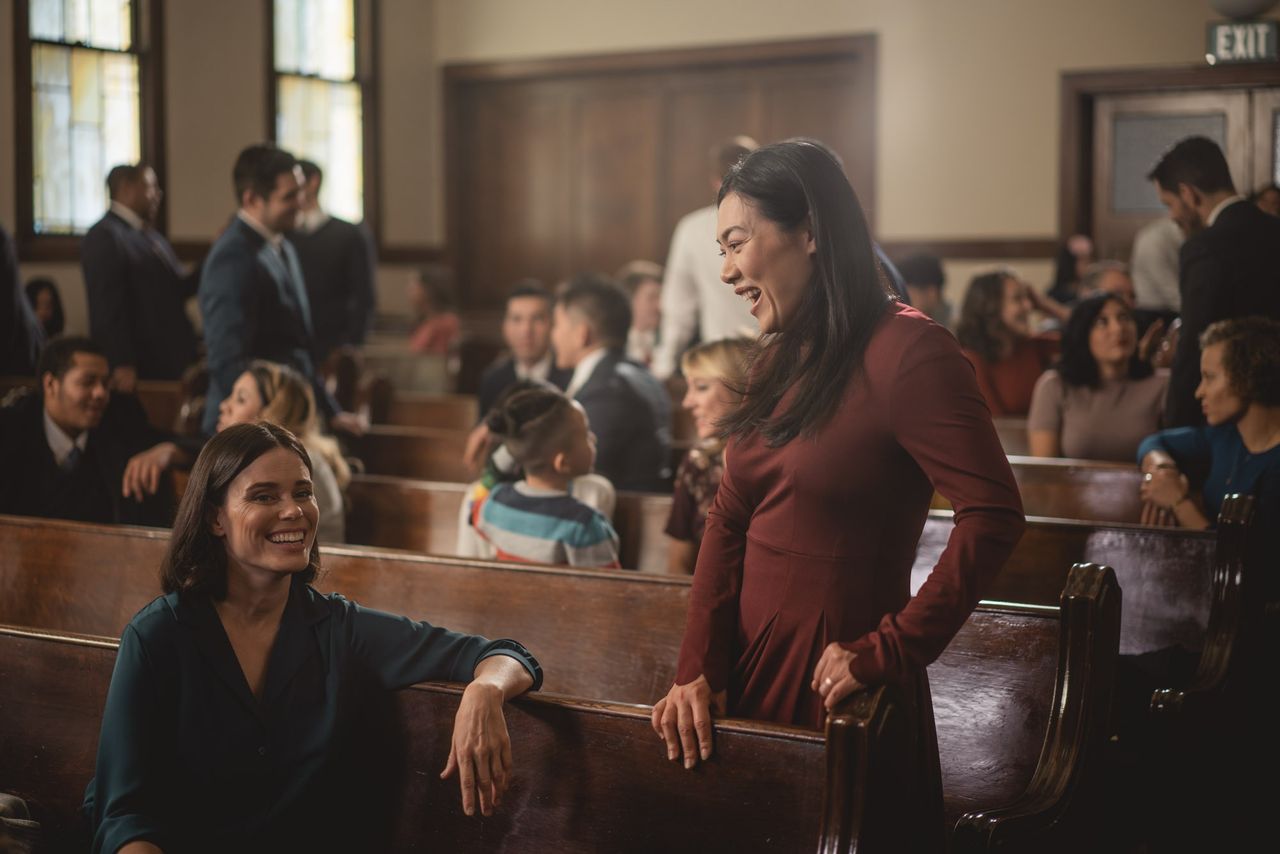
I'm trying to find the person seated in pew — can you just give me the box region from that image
[123,361,351,544]
[0,336,173,526]
[551,273,671,491]
[1028,293,1168,462]
[84,422,541,853]
[665,339,749,574]
[407,264,462,356]
[957,269,1066,416]
[616,259,664,368]
[1137,316,1280,538]
[651,140,1025,851]
[24,276,65,338]
[476,280,572,419]
[461,387,620,568]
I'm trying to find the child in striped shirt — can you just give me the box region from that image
[467,387,620,568]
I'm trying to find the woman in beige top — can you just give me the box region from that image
[1028,293,1167,462]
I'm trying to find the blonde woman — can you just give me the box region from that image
[216,360,351,544]
[665,339,750,574]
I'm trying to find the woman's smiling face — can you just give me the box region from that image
[716,192,815,335]
[211,447,318,582]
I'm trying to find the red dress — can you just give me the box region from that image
[674,304,1025,842]
[961,334,1058,416]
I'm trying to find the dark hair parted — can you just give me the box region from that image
[507,279,552,307]
[1056,294,1152,389]
[1200,316,1280,407]
[896,253,945,289]
[956,270,1019,363]
[232,143,298,203]
[557,273,631,350]
[161,422,319,600]
[1147,136,1235,196]
[37,335,106,382]
[483,387,577,474]
[717,139,891,447]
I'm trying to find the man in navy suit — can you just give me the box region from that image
[476,280,572,418]
[81,163,198,389]
[1149,136,1280,427]
[551,274,671,492]
[198,143,348,436]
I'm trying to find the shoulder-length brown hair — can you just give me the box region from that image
[956,269,1019,363]
[161,422,320,600]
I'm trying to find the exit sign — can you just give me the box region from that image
[1206,20,1278,64]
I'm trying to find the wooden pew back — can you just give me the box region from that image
[382,393,479,430]
[0,625,847,853]
[931,456,1145,524]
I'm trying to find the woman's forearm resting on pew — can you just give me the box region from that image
[440,654,535,817]
[1140,451,1210,529]
[652,674,726,769]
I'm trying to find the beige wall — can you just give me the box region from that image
[3,0,1275,332]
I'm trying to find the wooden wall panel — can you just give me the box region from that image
[446,36,877,309]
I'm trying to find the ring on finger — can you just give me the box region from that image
[822,677,833,688]
[1143,472,1153,482]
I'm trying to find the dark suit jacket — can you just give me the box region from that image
[288,216,376,362]
[198,217,335,435]
[1,223,43,375]
[0,390,173,526]
[476,357,572,420]
[1166,201,1280,427]
[81,210,198,380]
[574,350,671,492]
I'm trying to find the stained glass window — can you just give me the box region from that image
[28,0,141,234]
[273,0,365,223]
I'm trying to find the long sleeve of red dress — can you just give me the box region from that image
[674,305,1025,721]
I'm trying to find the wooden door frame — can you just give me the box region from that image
[1059,63,1280,238]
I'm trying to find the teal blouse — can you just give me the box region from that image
[84,579,542,853]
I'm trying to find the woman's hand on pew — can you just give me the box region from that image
[122,442,183,500]
[652,675,726,768]
[441,656,534,817]
[812,644,864,711]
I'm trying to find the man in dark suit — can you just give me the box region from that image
[551,274,670,491]
[1149,136,1280,427]
[198,144,348,436]
[0,336,172,525]
[288,160,377,364]
[477,280,572,418]
[81,164,198,390]
[1,223,43,375]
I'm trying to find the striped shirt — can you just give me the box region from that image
[472,481,621,569]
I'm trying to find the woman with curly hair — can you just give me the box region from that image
[956,269,1063,416]
[1028,293,1167,461]
[1137,316,1280,532]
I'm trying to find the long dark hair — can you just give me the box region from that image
[955,270,1018,363]
[719,139,890,447]
[1057,294,1152,388]
[161,422,319,600]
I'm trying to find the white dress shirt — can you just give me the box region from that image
[110,201,145,231]
[1206,195,1245,227]
[651,205,758,379]
[237,209,285,251]
[514,353,554,383]
[1131,217,1184,312]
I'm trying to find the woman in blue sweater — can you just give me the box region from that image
[1137,316,1280,531]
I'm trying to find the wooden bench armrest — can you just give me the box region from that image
[817,684,907,853]
[1150,494,1256,724]
[951,562,1121,853]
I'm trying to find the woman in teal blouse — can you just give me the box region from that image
[1138,316,1280,537]
[85,422,542,854]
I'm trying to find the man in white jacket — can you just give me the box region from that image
[651,136,759,380]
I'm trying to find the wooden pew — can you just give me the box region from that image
[382,392,479,430]
[993,417,1030,456]
[0,561,1122,851]
[0,375,183,434]
[931,456,1145,524]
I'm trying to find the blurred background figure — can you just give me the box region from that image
[1047,233,1095,304]
[616,259,664,368]
[24,277,65,338]
[407,264,461,356]
[1252,184,1280,217]
[896,252,951,327]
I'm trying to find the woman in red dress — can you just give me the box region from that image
[651,140,1026,846]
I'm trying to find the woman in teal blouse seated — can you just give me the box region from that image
[1138,316,1280,535]
[85,422,542,854]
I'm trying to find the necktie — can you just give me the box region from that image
[61,445,83,473]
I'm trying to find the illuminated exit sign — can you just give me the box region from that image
[1206,20,1278,64]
